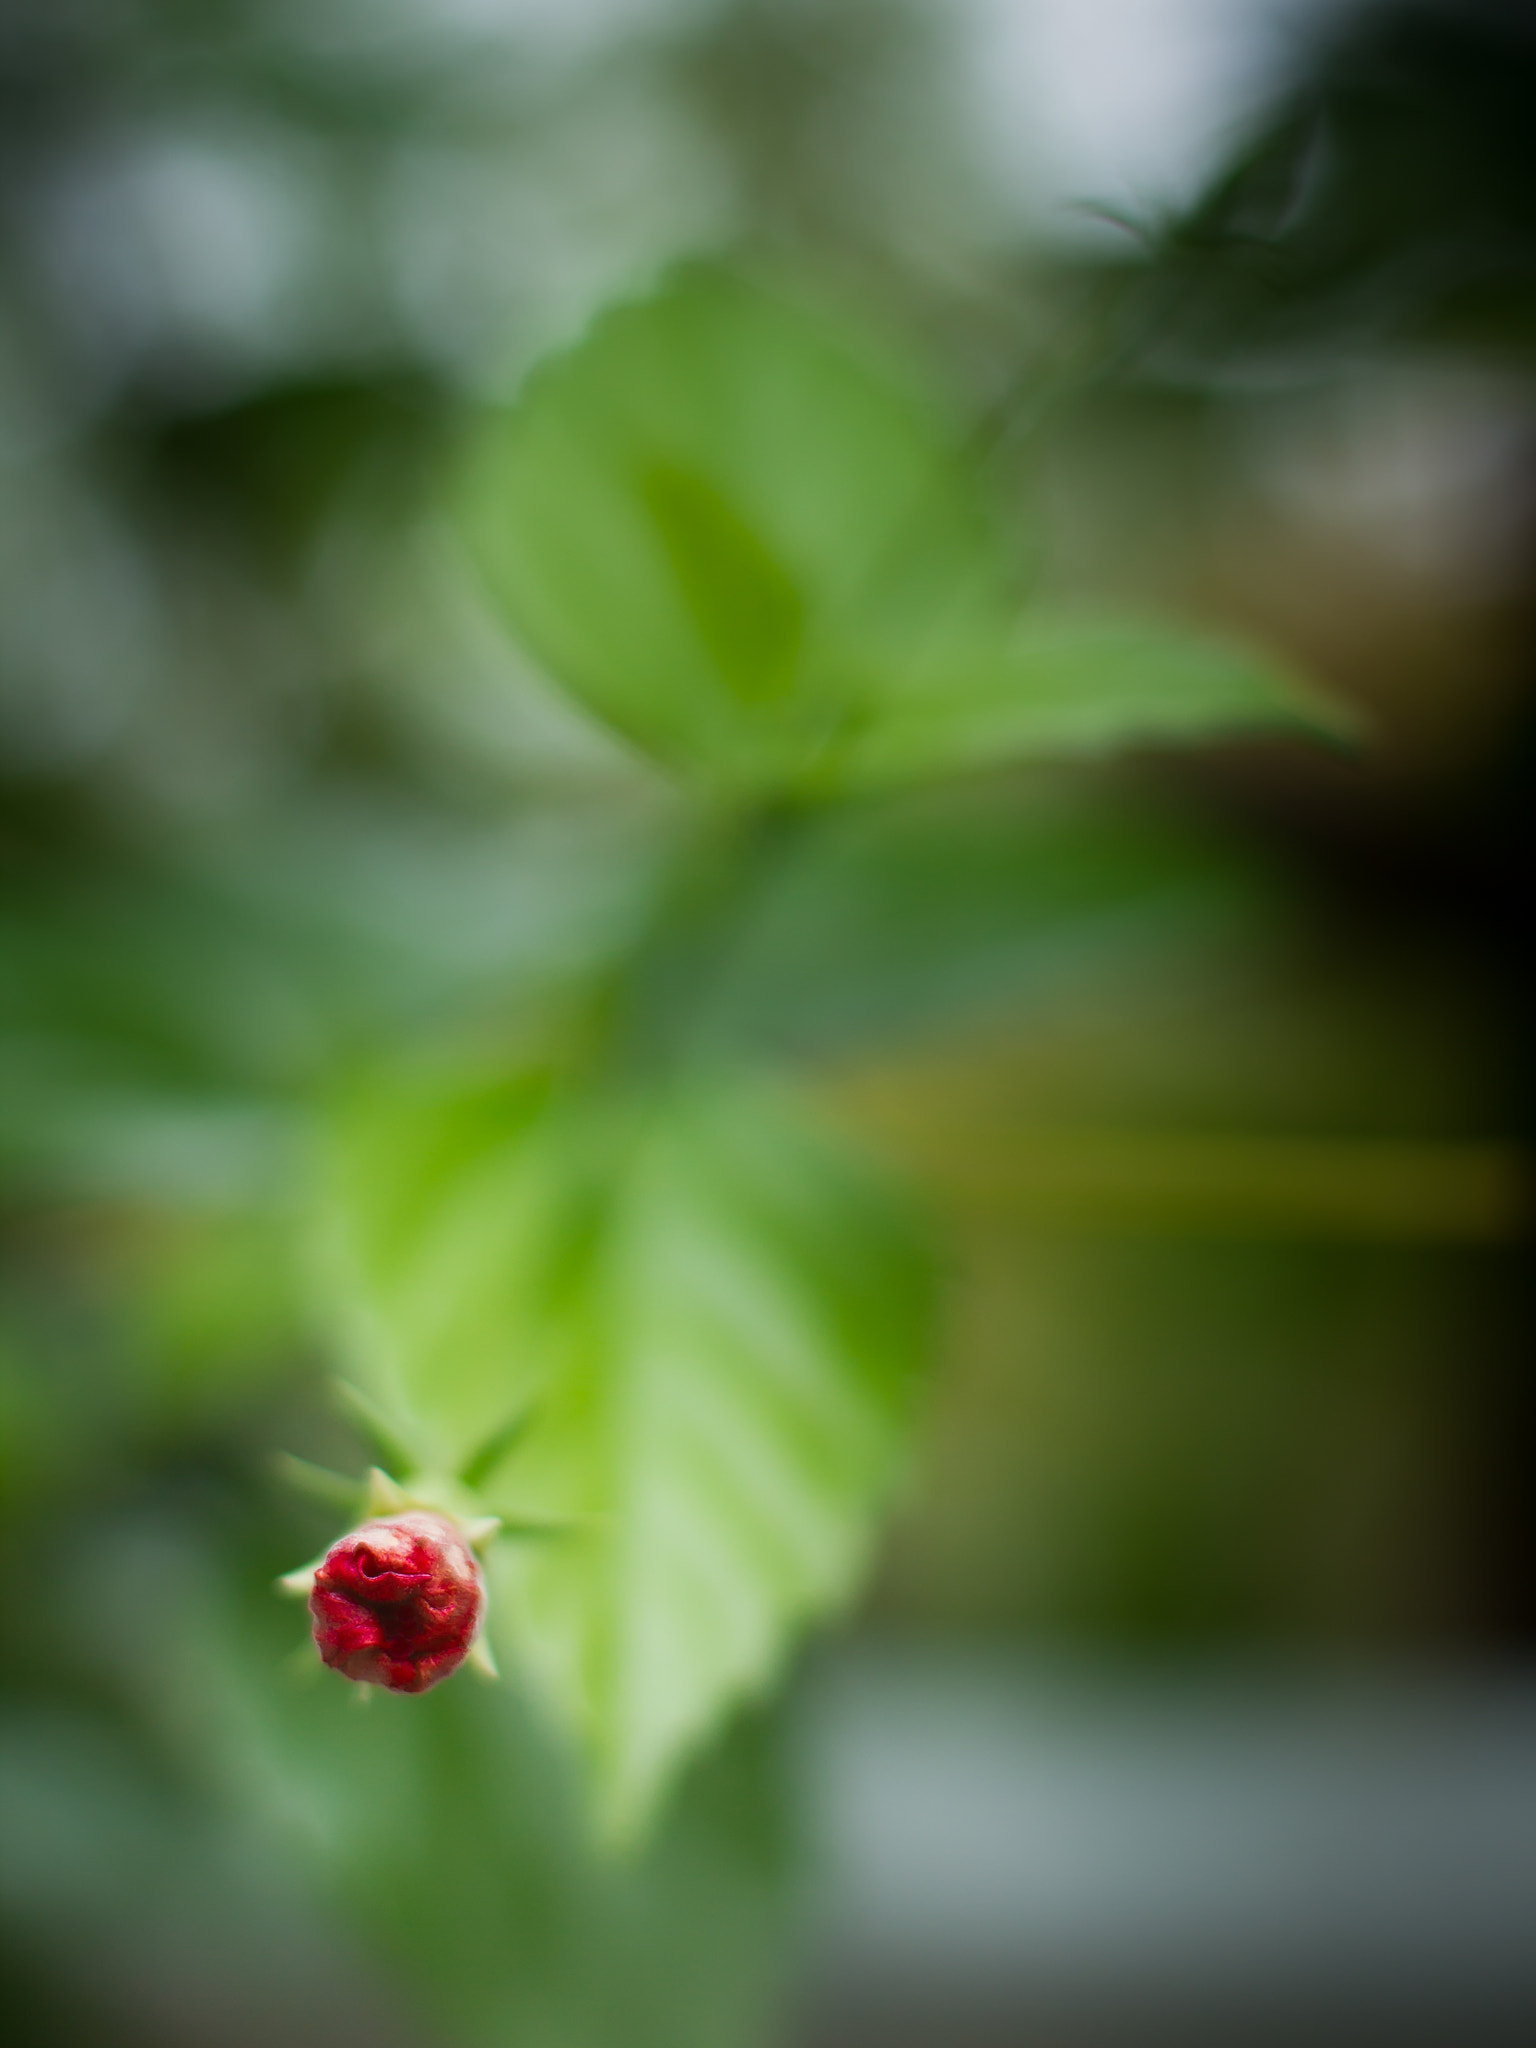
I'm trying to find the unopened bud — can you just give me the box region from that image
[306,1510,485,1694]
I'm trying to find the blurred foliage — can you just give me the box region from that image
[3,1491,790,2048]
[321,1061,933,1837]
[1142,0,1536,372]
[1,0,1534,2043]
[356,251,1336,1832]
[454,263,1337,793]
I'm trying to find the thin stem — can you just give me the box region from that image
[586,792,809,1078]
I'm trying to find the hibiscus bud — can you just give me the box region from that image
[307,1510,485,1694]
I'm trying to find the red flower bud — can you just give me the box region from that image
[308,1510,485,1694]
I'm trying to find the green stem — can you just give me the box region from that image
[572,791,810,1081]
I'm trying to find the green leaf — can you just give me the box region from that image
[839,616,1358,787]
[316,1065,933,1836]
[315,1069,597,1477]
[698,784,1271,1059]
[640,462,805,706]
[455,267,1353,793]
[452,263,1005,787]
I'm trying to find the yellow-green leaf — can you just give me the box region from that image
[316,1065,933,1837]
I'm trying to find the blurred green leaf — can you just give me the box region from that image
[641,462,806,705]
[453,263,1006,788]
[699,784,1270,1059]
[318,1064,933,1836]
[118,1204,310,1421]
[839,616,1355,787]
[0,795,661,1203]
[0,1337,72,1514]
[456,266,1347,794]
[317,1068,598,1475]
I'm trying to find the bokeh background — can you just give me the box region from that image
[2,1,1535,2043]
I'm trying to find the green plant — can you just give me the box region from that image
[287,261,1346,1841]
